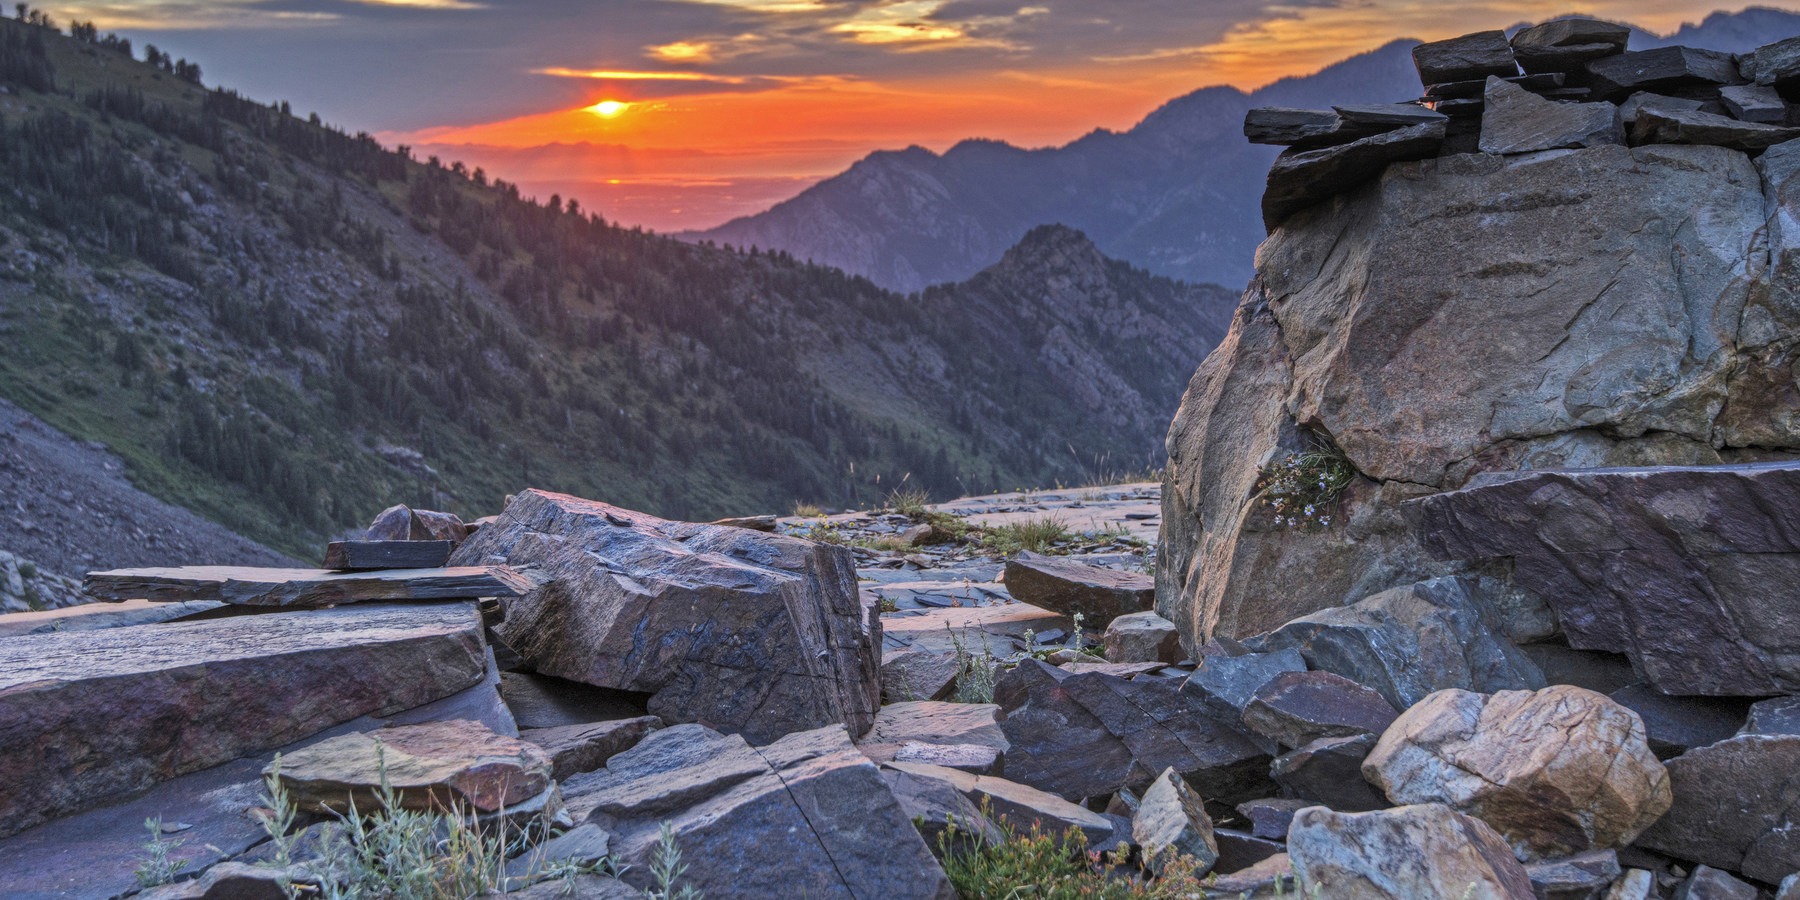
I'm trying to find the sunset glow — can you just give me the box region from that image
[62,0,1800,232]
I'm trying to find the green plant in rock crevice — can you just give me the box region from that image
[1255,438,1356,529]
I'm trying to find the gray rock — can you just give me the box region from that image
[1185,649,1306,711]
[1609,869,1657,900]
[136,862,297,900]
[1523,850,1621,900]
[367,503,468,543]
[1104,610,1183,664]
[504,823,613,887]
[1674,866,1759,900]
[1426,72,1565,101]
[520,716,661,780]
[1412,463,1800,696]
[1636,734,1800,884]
[1270,734,1387,812]
[1780,872,1800,900]
[1607,685,1749,758]
[1214,828,1285,874]
[881,647,961,703]
[1520,645,1639,695]
[499,672,650,730]
[82,564,530,608]
[270,719,555,815]
[857,700,1007,772]
[1511,18,1630,73]
[1245,577,1545,710]
[880,762,1003,855]
[1241,671,1398,750]
[1634,107,1800,151]
[1743,36,1800,88]
[1262,121,1446,229]
[1413,31,1519,84]
[1208,853,1299,897]
[1332,104,1448,131]
[1001,551,1152,625]
[995,659,1271,803]
[1133,767,1219,874]
[1288,803,1536,898]
[1244,108,1342,147]
[885,760,1116,847]
[1618,91,1706,125]
[1742,695,1800,735]
[1479,78,1621,154]
[451,490,880,744]
[1236,797,1313,840]
[1586,47,1742,100]
[1721,83,1791,124]
[562,724,953,899]
[0,602,487,838]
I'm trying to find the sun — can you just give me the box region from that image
[587,100,630,118]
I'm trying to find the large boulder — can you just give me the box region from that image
[1161,142,1786,650]
[1411,463,1800,696]
[1635,734,1800,884]
[995,658,1271,803]
[1287,803,1536,899]
[562,724,953,899]
[0,602,488,839]
[1363,687,1670,860]
[450,490,880,744]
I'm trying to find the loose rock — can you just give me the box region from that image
[1287,803,1536,899]
[1103,610,1183,664]
[1270,734,1388,813]
[1479,78,1621,154]
[1634,107,1800,151]
[1635,734,1800,884]
[1413,31,1519,84]
[1585,47,1741,100]
[1510,18,1630,73]
[1241,670,1399,750]
[270,719,554,814]
[1133,767,1219,874]
[520,716,661,780]
[1001,551,1152,625]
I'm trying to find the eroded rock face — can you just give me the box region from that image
[1363,687,1670,860]
[1160,142,1790,648]
[1287,803,1536,899]
[450,490,880,744]
[1635,734,1800,884]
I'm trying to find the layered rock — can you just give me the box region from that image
[0,602,488,838]
[450,490,880,743]
[271,719,554,814]
[1161,141,1787,648]
[1001,552,1153,624]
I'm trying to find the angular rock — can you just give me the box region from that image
[270,719,553,814]
[1365,687,1671,860]
[0,601,487,838]
[889,741,1002,774]
[520,716,661,780]
[504,822,613,887]
[1237,797,1313,840]
[499,672,651,730]
[1242,671,1398,750]
[1607,684,1749,758]
[1743,36,1800,88]
[1209,853,1299,897]
[996,659,1271,803]
[709,514,778,532]
[501,874,640,899]
[84,565,530,607]
[321,540,454,570]
[1635,735,1800,883]
[1104,610,1183,664]
[1524,850,1621,900]
[1618,91,1706,125]
[1245,107,1341,146]
[450,490,880,744]
[1586,47,1741,100]
[885,760,1116,848]
[1262,120,1446,229]
[1288,803,1535,899]
[563,724,954,899]
[1245,576,1544,710]
[1721,83,1791,124]
[1676,866,1759,900]
[136,862,298,900]
[1185,649,1306,711]
[880,762,1003,854]
[1480,78,1621,154]
[1635,106,1800,150]
[881,647,961,703]
[0,598,221,637]
[1001,552,1152,625]
[1511,18,1630,73]
[1412,463,1800,696]
[1413,31,1519,85]
[1134,767,1219,874]
[1271,734,1388,813]
[1334,103,1448,131]
[1782,873,1800,900]
[1743,695,1800,736]
[1426,72,1564,101]
[862,700,1007,752]
[368,503,468,543]
[1214,828,1285,874]
[1609,869,1656,900]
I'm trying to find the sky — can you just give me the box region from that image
[46,0,1800,231]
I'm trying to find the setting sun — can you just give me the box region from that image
[587,99,629,118]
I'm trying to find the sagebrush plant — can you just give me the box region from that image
[1256,440,1356,529]
[134,816,188,888]
[644,822,703,900]
[935,805,1212,899]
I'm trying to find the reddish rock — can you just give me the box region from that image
[1002,551,1153,625]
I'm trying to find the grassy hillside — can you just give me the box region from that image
[0,16,1230,557]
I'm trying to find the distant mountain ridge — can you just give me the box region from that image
[687,7,1800,294]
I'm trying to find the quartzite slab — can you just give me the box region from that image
[1410,462,1800,696]
[0,602,488,837]
[84,565,531,607]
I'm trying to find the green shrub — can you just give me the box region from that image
[1256,440,1356,529]
[981,517,1072,555]
[936,809,1212,899]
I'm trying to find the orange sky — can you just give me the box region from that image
[60,0,1800,230]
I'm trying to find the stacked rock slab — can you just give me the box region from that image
[449,489,880,744]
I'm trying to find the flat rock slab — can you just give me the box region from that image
[1262,120,1446,229]
[884,760,1116,847]
[1634,106,1800,151]
[1480,77,1621,154]
[522,716,662,780]
[1510,18,1628,73]
[451,490,879,745]
[321,540,453,570]
[1411,462,1800,695]
[272,719,553,814]
[563,724,953,899]
[1413,30,1518,84]
[1586,46,1740,99]
[84,565,531,607]
[1002,551,1153,625]
[0,598,222,637]
[0,602,488,838]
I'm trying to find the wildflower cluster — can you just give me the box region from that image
[1256,444,1356,529]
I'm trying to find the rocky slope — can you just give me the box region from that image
[0,18,1230,558]
[690,8,1800,295]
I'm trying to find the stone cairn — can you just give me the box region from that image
[1249,21,1800,227]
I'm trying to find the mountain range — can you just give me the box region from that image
[0,18,1232,558]
[687,7,1800,294]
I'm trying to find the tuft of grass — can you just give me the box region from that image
[981,517,1072,556]
[1256,439,1356,530]
[935,804,1212,899]
[887,485,932,519]
[134,817,187,888]
[949,625,999,704]
[791,502,825,518]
